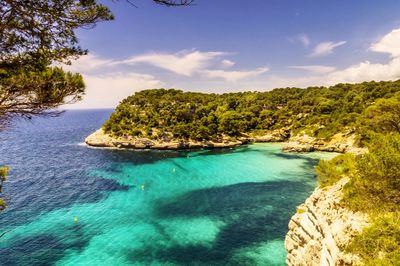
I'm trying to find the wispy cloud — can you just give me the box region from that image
[60,54,114,74]
[288,65,336,74]
[310,41,347,57]
[370,28,400,57]
[63,27,400,109]
[67,73,163,109]
[221,59,236,68]
[289,33,310,48]
[202,67,269,82]
[277,28,400,88]
[117,50,228,76]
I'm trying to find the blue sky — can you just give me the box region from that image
[65,0,400,108]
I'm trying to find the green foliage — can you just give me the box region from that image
[344,134,400,213]
[0,67,85,123]
[0,198,6,210]
[346,212,400,266]
[0,0,114,126]
[0,166,9,183]
[103,80,400,141]
[315,154,356,187]
[357,95,400,145]
[315,133,400,265]
[0,166,9,210]
[1,0,114,70]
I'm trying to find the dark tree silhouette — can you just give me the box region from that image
[153,0,194,6]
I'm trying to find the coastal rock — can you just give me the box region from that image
[285,178,368,266]
[254,128,290,142]
[85,128,245,150]
[282,132,367,154]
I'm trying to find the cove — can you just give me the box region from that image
[0,110,337,266]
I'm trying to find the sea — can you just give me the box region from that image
[0,110,336,266]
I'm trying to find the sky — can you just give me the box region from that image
[64,0,400,109]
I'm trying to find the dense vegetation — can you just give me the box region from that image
[103,80,400,143]
[316,134,400,265]
[316,135,400,263]
[312,82,400,265]
[0,166,9,210]
[312,81,400,265]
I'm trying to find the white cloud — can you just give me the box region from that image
[202,67,269,82]
[61,54,114,74]
[324,58,400,85]
[310,41,346,57]
[221,59,235,68]
[60,27,400,109]
[118,50,227,76]
[268,58,400,89]
[288,65,336,74]
[66,73,163,109]
[273,28,400,88]
[61,52,271,108]
[289,33,310,48]
[370,28,400,57]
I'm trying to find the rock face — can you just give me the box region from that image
[85,127,368,154]
[85,129,246,150]
[282,132,367,154]
[85,127,293,150]
[285,178,368,266]
[253,128,290,142]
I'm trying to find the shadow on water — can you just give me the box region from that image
[94,144,252,167]
[273,152,321,171]
[0,176,129,228]
[0,225,90,266]
[127,179,313,265]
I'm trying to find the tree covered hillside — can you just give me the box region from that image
[103,80,400,142]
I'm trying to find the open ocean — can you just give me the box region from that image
[0,110,336,266]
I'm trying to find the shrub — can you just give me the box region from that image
[315,154,356,187]
[346,211,400,265]
[344,134,400,213]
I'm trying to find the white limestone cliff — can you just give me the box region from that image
[285,178,368,266]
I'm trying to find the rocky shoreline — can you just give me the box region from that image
[85,128,365,153]
[84,128,289,150]
[282,132,367,154]
[85,129,250,149]
[285,178,368,266]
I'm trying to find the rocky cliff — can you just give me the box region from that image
[85,126,368,154]
[282,132,367,154]
[85,129,248,149]
[84,128,288,150]
[285,178,368,266]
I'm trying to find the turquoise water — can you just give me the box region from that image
[0,111,336,265]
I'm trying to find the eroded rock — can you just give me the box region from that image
[285,178,368,266]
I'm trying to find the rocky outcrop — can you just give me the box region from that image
[285,178,368,266]
[253,128,290,142]
[85,129,247,150]
[282,132,367,154]
[85,127,367,153]
[85,127,292,150]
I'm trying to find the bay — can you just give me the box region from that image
[0,110,336,266]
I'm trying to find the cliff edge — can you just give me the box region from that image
[85,128,249,149]
[285,178,368,266]
[84,128,289,150]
